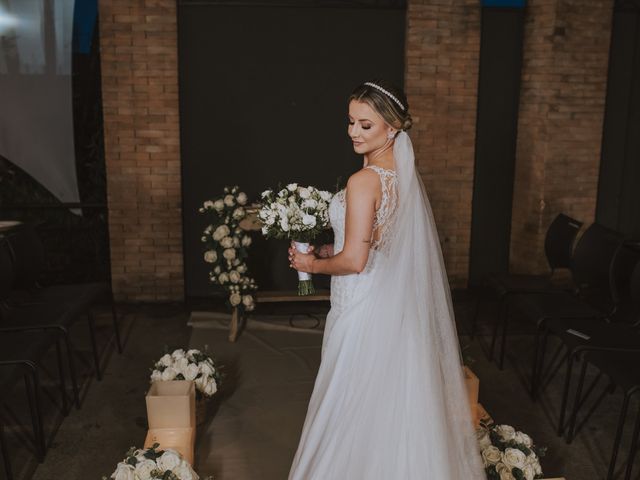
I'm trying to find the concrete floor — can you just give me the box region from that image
[3,294,638,479]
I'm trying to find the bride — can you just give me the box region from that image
[287,80,485,479]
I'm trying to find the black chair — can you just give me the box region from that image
[472,213,582,361]
[505,223,627,394]
[0,422,11,480]
[536,246,640,441]
[568,350,640,480]
[0,238,80,409]
[2,223,122,381]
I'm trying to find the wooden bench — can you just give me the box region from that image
[228,289,330,342]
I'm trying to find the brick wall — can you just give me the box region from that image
[510,0,613,273]
[99,0,183,301]
[405,1,481,288]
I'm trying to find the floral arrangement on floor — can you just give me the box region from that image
[103,443,210,480]
[258,183,333,295]
[200,186,257,313]
[150,348,223,399]
[477,424,546,480]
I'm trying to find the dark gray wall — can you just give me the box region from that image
[178,4,406,298]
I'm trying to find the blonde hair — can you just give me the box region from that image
[348,79,412,132]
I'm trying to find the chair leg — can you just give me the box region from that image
[557,352,576,436]
[55,339,69,416]
[498,298,510,370]
[87,311,102,381]
[489,296,506,362]
[61,330,81,409]
[624,400,640,480]
[0,424,13,480]
[24,368,45,462]
[111,295,123,354]
[567,357,589,443]
[608,392,631,480]
[532,327,549,401]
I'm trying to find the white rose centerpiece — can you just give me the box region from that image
[102,444,210,480]
[478,423,545,480]
[258,183,333,295]
[150,348,222,400]
[200,186,258,314]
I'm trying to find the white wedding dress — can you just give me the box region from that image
[288,133,485,479]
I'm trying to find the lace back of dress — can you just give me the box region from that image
[365,165,398,253]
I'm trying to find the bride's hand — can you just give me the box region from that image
[288,242,316,273]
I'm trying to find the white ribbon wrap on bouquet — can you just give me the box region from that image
[293,241,312,281]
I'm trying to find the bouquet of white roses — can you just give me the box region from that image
[103,443,209,480]
[150,348,222,399]
[200,185,258,313]
[258,183,333,295]
[477,424,546,480]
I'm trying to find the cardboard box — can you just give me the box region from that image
[144,427,196,465]
[463,365,480,406]
[146,380,196,429]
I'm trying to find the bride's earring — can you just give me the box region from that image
[387,131,395,140]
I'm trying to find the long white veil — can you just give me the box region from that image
[320,130,485,477]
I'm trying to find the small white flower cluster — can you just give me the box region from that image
[150,349,220,398]
[104,444,207,480]
[200,186,257,312]
[478,424,544,480]
[258,183,332,241]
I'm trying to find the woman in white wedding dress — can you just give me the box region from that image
[287,80,485,479]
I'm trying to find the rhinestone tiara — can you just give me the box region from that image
[363,81,406,111]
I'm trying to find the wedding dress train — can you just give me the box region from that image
[288,133,485,479]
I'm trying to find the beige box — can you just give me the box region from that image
[463,365,480,406]
[146,380,196,429]
[144,427,196,465]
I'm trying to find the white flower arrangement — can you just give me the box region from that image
[258,183,333,295]
[200,186,257,313]
[150,348,222,399]
[477,424,546,480]
[103,444,210,480]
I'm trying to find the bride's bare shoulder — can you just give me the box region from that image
[346,168,379,190]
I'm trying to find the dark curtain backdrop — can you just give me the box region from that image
[178,3,406,299]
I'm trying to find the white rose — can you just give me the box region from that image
[280,218,290,232]
[287,183,298,192]
[223,248,236,260]
[223,194,235,207]
[172,462,196,480]
[299,187,310,199]
[266,215,275,225]
[232,207,245,219]
[184,363,200,381]
[150,370,162,382]
[133,459,157,478]
[476,429,492,451]
[229,270,241,283]
[218,272,229,284]
[213,265,221,274]
[319,191,332,201]
[496,462,515,480]
[261,189,272,199]
[220,236,234,248]
[174,357,189,374]
[213,199,224,211]
[161,366,177,381]
[495,424,516,442]
[203,200,214,209]
[158,354,173,367]
[514,431,533,448]
[301,214,317,227]
[200,362,215,377]
[111,463,135,480]
[230,292,242,306]
[237,263,247,273]
[212,224,230,241]
[204,250,217,263]
[302,198,318,209]
[157,449,182,471]
[522,464,535,480]
[242,295,254,307]
[241,235,252,247]
[233,236,240,248]
[186,349,200,359]
[502,448,527,471]
[203,377,218,396]
[481,446,502,467]
[171,349,186,360]
[237,192,248,205]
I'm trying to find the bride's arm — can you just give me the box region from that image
[309,171,377,275]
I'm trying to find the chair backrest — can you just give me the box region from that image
[570,223,627,302]
[0,237,15,302]
[544,213,583,271]
[6,223,46,290]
